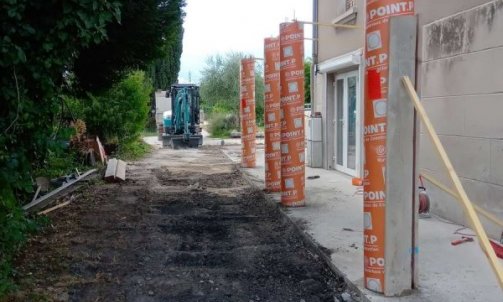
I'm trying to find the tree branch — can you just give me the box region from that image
[4,66,21,134]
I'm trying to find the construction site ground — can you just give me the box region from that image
[4,141,360,302]
[214,140,502,302]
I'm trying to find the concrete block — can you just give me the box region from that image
[419,134,491,182]
[440,13,468,58]
[465,0,503,53]
[418,133,442,172]
[422,46,503,97]
[416,0,498,28]
[421,0,503,61]
[490,139,503,184]
[421,98,465,136]
[422,168,503,240]
[441,135,491,182]
[461,177,503,239]
[423,22,442,61]
[105,158,127,182]
[463,93,503,139]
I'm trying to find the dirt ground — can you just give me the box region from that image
[5,146,355,302]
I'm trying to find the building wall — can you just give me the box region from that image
[313,0,365,114]
[313,0,365,171]
[312,0,502,237]
[417,0,503,238]
[317,0,366,62]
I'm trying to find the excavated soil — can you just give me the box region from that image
[5,146,352,302]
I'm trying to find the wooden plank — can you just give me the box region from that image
[23,169,97,212]
[96,136,107,164]
[297,20,360,29]
[384,15,417,296]
[38,201,71,215]
[420,172,503,229]
[402,75,503,290]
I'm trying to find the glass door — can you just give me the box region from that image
[334,71,360,176]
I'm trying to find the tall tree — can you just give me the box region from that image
[73,0,186,92]
[148,0,185,90]
[200,52,264,120]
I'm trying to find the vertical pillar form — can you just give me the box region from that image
[279,22,305,207]
[363,0,415,295]
[240,58,256,168]
[264,37,281,192]
[384,16,417,296]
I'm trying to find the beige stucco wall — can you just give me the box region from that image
[313,0,366,170]
[417,0,503,238]
[317,0,366,62]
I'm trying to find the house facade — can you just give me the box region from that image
[311,0,503,238]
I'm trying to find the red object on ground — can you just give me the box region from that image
[451,236,474,246]
[352,178,363,186]
[490,240,503,259]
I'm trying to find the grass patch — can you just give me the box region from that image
[142,128,159,137]
[116,139,152,160]
[0,212,49,298]
[209,128,231,138]
[207,112,236,138]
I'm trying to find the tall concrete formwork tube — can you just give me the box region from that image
[264,37,281,192]
[363,0,415,295]
[240,58,257,168]
[279,22,305,207]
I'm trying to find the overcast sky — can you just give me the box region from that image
[178,0,313,84]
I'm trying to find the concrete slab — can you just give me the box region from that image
[223,144,503,301]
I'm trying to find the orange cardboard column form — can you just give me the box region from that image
[264,37,281,192]
[279,22,305,207]
[363,0,415,293]
[240,58,256,168]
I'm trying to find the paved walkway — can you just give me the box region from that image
[222,144,502,302]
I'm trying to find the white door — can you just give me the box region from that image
[334,71,360,176]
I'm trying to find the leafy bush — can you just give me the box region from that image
[116,139,152,160]
[83,71,153,145]
[0,1,120,296]
[199,52,265,123]
[208,112,238,138]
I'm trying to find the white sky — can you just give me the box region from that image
[179,0,313,83]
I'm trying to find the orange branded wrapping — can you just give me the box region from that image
[264,37,281,192]
[363,0,415,293]
[279,22,305,207]
[240,58,256,168]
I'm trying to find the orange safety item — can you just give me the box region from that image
[240,58,256,168]
[363,0,415,293]
[352,178,363,186]
[279,22,305,207]
[264,37,281,192]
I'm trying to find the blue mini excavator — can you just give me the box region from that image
[162,84,203,149]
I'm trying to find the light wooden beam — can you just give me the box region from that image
[296,20,360,30]
[402,76,503,290]
[420,172,503,229]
